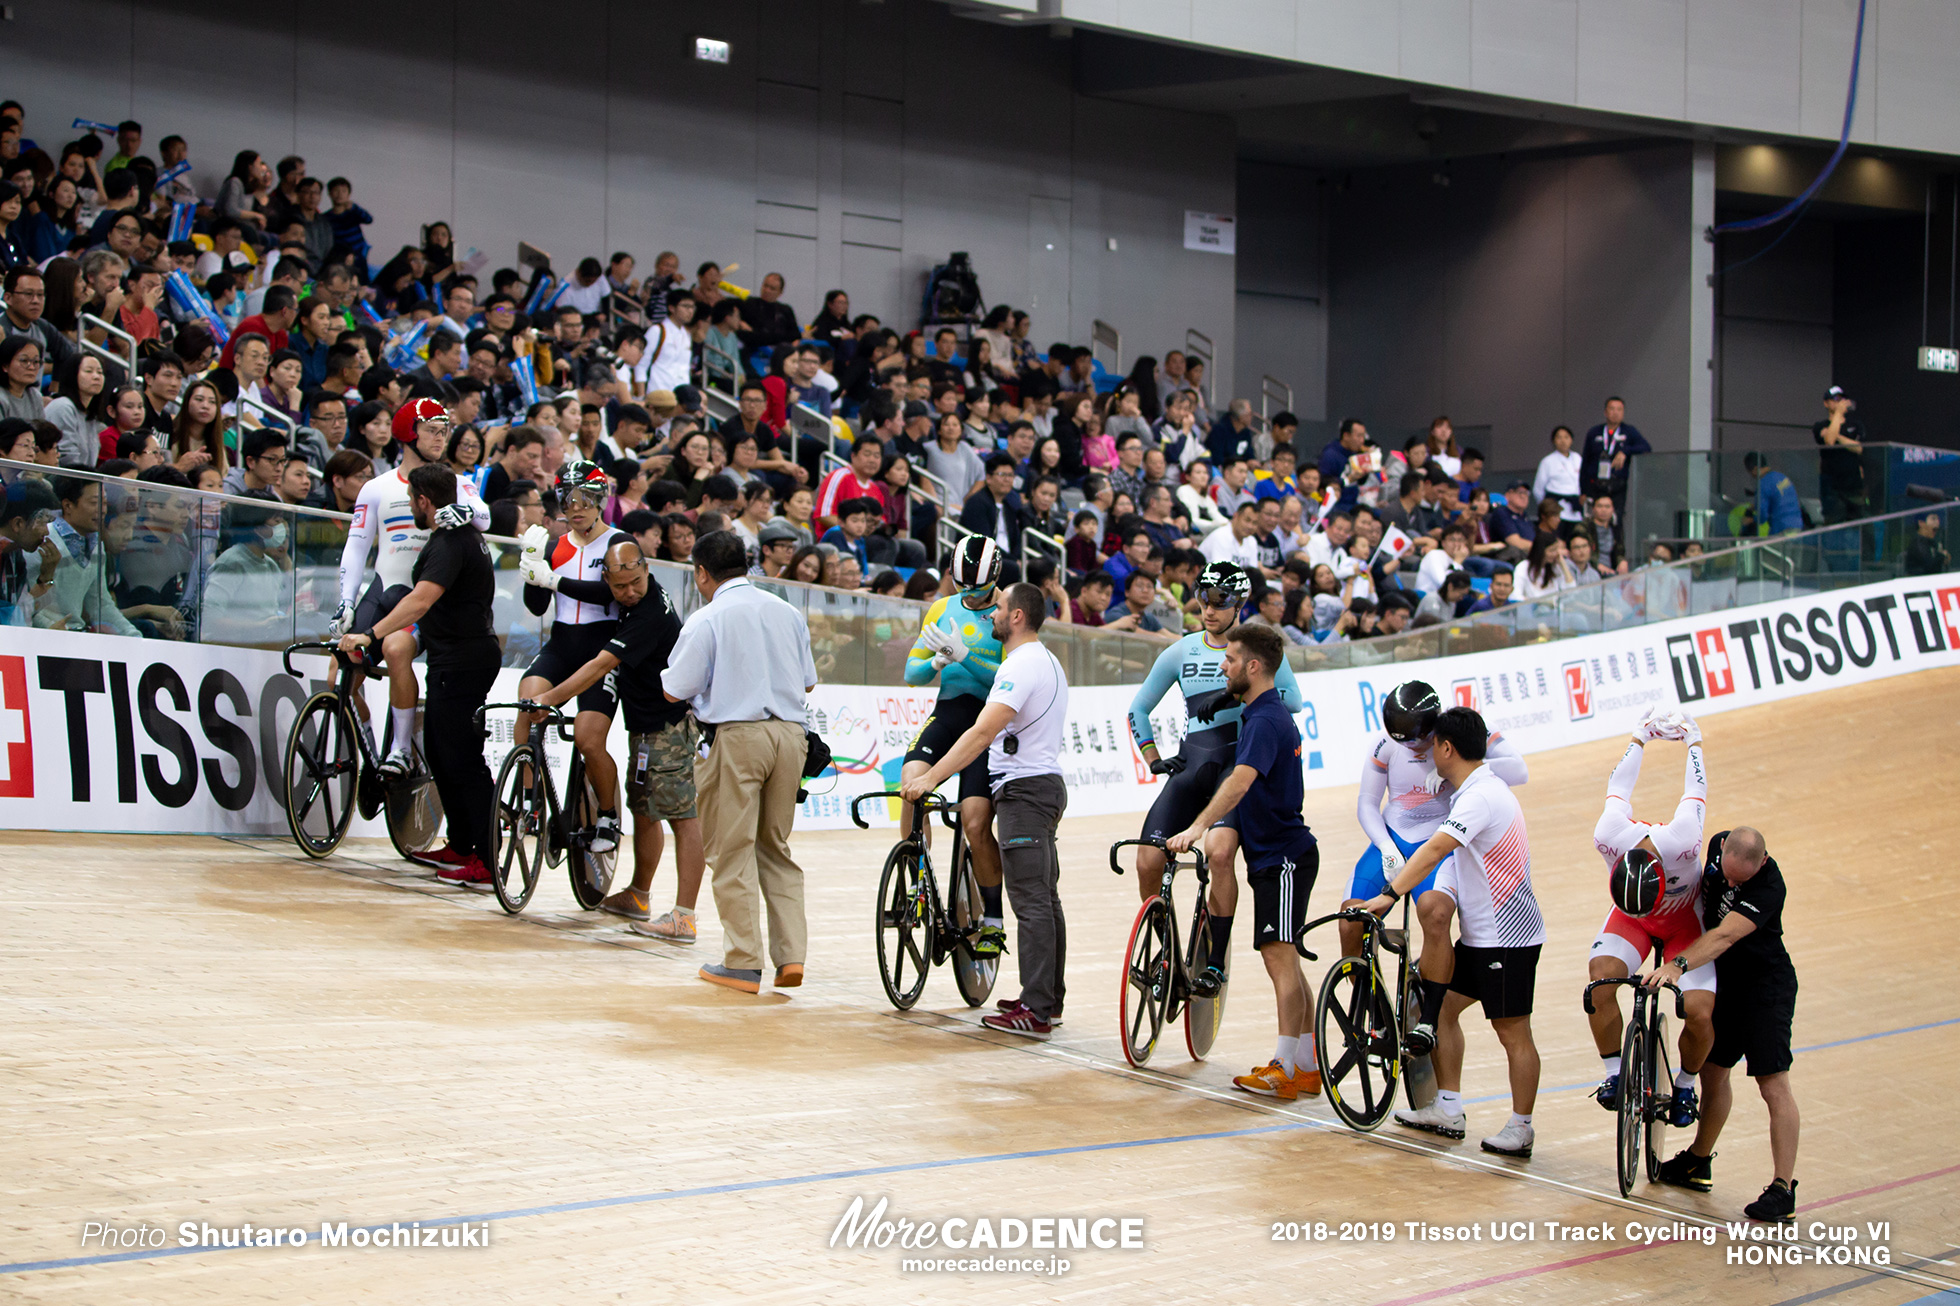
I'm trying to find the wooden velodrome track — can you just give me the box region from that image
[3,670,1957,1304]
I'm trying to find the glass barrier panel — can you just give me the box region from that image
[862,596,923,687]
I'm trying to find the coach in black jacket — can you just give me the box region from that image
[958,453,1025,559]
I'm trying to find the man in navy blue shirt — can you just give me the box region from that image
[1317,418,1372,511]
[1488,480,1538,561]
[1745,453,1803,535]
[1169,622,1320,1103]
[1581,396,1650,505]
[1207,398,1258,468]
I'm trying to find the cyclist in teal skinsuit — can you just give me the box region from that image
[1128,562,1303,994]
[902,537,1008,956]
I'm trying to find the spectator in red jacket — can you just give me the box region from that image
[219,284,298,367]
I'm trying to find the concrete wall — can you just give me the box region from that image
[1715,215,1836,452]
[0,0,1235,366]
[1325,142,1695,471]
[1234,160,1328,423]
[983,0,1960,158]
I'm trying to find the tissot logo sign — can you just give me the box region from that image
[1666,592,1950,702]
[1561,661,1594,721]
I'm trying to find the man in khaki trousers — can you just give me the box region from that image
[662,530,819,994]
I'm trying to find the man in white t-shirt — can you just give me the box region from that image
[1361,706,1544,1160]
[901,582,1069,1041]
[1200,498,1264,570]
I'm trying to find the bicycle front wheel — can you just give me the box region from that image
[946,844,998,1008]
[284,692,358,858]
[564,768,616,911]
[875,843,931,1010]
[1616,1016,1647,1197]
[1316,956,1402,1131]
[488,746,546,914]
[1119,897,1174,1067]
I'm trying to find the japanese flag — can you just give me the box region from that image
[1372,524,1415,565]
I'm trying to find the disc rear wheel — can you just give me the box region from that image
[1119,897,1174,1067]
[947,846,998,1008]
[1646,1010,1671,1182]
[489,746,546,914]
[1315,956,1402,1132]
[565,769,616,910]
[284,692,357,858]
[875,844,932,1010]
[1182,903,1228,1061]
[1616,1016,1646,1197]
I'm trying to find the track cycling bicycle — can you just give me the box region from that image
[1584,945,1688,1197]
[478,700,617,915]
[281,641,443,862]
[1109,836,1229,1068]
[851,790,998,1011]
[1295,900,1438,1131]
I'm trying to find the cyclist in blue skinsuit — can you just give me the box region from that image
[1128,562,1302,996]
[903,536,1008,957]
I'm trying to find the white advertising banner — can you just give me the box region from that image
[4,576,1958,837]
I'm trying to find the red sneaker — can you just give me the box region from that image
[436,857,493,888]
[981,1002,1053,1041]
[421,846,470,866]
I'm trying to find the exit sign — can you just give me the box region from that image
[1918,346,1958,373]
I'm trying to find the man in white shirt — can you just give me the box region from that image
[1200,499,1264,570]
[1304,510,1355,571]
[1362,706,1544,1160]
[661,530,820,996]
[635,292,695,396]
[902,583,1070,1040]
[556,258,610,316]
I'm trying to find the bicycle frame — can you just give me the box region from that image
[1108,837,1211,996]
[852,790,996,1011]
[851,790,963,952]
[1585,967,1687,1194]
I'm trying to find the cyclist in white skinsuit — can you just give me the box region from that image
[331,397,489,774]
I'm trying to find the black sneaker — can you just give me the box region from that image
[1744,1179,1797,1224]
[1657,1148,1715,1193]
[1190,964,1225,998]
[1405,1022,1436,1057]
[1594,1073,1621,1111]
[1666,1083,1700,1127]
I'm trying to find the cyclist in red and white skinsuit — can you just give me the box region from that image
[331,397,489,776]
[1587,707,1712,1128]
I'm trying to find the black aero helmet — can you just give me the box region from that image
[560,459,611,505]
[1610,847,1664,917]
[1196,561,1251,609]
[951,535,1002,592]
[1382,680,1442,743]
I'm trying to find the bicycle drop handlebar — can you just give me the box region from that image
[849,790,959,832]
[1582,975,1687,1020]
[1106,836,1209,881]
[283,640,385,681]
[475,700,578,742]
[1293,906,1401,963]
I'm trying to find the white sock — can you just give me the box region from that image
[1508,1112,1533,1130]
[1675,1069,1696,1089]
[1298,1030,1316,1066]
[983,916,1003,929]
[1602,1055,1622,1076]
[673,905,695,918]
[1275,1035,1299,1076]
[390,705,416,753]
[1436,1089,1462,1116]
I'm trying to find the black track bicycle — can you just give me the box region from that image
[851,791,998,1011]
[1109,837,1229,1067]
[478,700,616,915]
[281,641,443,861]
[1296,902,1437,1132]
[1584,949,1688,1197]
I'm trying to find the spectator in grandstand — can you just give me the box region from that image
[1070,569,1117,628]
[1415,570,1474,624]
[1512,531,1575,601]
[0,335,46,425]
[1581,395,1649,507]
[4,265,77,375]
[814,435,886,532]
[1567,532,1612,582]
[1533,424,1584,527]
[1745,452,1804,536]
[202,499,293,646]
[1902,511,1950,575]
[1488,479,1537,560]
[1104,569,1166,633]
[43,354,107,468]
[736,272,800,367]
[958,453,1025,560]
[1575,493,1627,574]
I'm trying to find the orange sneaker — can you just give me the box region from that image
[1291,1063,1322,1097]
[1232,1061,1298,1101]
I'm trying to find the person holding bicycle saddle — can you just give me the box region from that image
[903,536,1008,958]
[1588,707,1712,1134]
[331,396,489,778]
[338,464,499,885]
[1167,622,1320,1101]
[1347,682,1528,1054]
[514,460,629,855]
[1128,561,1301,996]
[1645,826,1802,1223]
[526,536,704,942]
[1361,707,1543,1159]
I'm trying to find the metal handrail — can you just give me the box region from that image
[1260,374,1292,425]
[1091,319,1122,375]
[789,402,840,465]
[78,312,138,378]
[701,382,738,424]
[1184,328,1214,408]
[233,390,298,443]
[703,339,741,394]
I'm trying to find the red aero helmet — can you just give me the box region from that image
[392,396,450,443]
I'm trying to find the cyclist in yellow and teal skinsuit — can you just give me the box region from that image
[902,537,1008,955]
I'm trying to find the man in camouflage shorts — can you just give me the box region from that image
[531,538,705,942]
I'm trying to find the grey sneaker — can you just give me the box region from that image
[600,888,650,922]
[1480,1120,1534,1159]
[1392,1101,1467,1140]
[698,963,762,994]
[631,908,696,944]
